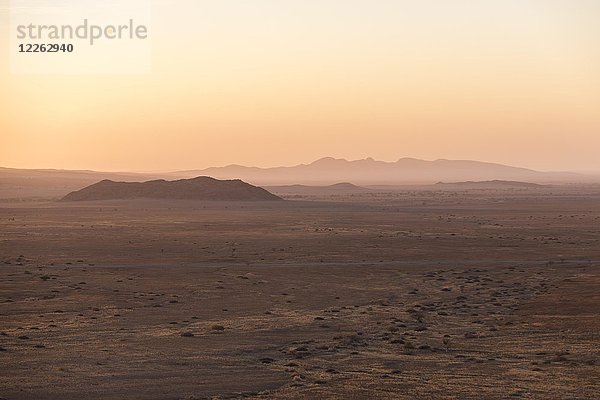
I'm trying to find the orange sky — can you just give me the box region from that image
[1,0,600,172]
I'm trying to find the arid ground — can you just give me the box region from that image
[1,187,599,399]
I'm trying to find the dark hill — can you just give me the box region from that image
[61,177,282,202]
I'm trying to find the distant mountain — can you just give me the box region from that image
[265,182,372,196]
[170,157,583,185]
[0,167,160,199]
[61,177,282,202]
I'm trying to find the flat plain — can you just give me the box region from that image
[1,186,599,399]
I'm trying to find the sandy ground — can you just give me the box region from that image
[1,188,599,399]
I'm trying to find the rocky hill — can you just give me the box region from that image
[61,177,282,202]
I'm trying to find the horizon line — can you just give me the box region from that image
[2,156,595,175]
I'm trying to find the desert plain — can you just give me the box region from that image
[1,185,599,399]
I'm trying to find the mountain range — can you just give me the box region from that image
[0,157,593,199]
[169,157,582,185]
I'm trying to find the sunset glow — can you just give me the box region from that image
[1,0,599,171]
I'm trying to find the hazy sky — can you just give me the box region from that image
[1,0,600,172]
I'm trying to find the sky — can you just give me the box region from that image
[1,0,600,172]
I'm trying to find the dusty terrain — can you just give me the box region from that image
[1,187,599,399]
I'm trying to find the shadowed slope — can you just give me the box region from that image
[61,177,282,202]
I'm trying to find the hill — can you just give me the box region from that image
[61,177,282,202]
